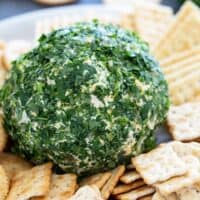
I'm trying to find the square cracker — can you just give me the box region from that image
[134,2,173,48]
[176,183,200,200]
[169,141,200,159]
[120,171,141,184]
[132,144,187,185]
[112,180,145,195]
[79,172,111,189]
[160,46,200,69]
[33,173,77,200]
[116,185,155,200]
[101,165,125,199]
[0,152,32,179]
[156,155,200,196]
[154,1,200,60]
[168,68,200,105]
[6,162,52,200]
[0,165,9,200]
[167,103,200,141]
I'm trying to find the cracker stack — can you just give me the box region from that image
[133,142,200,200]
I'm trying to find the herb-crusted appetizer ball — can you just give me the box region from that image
[0,21,169,175]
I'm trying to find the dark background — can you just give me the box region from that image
[0,0,181,20]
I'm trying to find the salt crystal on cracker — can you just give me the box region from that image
[6,162,52,200]
[167,103,200,141]
[132,145,187,185]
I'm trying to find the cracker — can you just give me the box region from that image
[2,40,32,70]
[154,1,200,60]
[0,152,32,179]
[6,162,52,200]
[69,185,103,200]
[33,173,77,200]
[0,165,9,200]
[170,141,200,163]
[156,156,200,196]
[101,165,125,199]
[152,192,177,200]
[0,116,8,152]
[116,185,155,200]
[120,171,141,184]
[160,46,200,68]
[80,172,111,189]
[165,61,199,82]
[112,180,145,195]
[177,183,200,200]
[126,164,135,170]
[132,144,187,185]
[167,103,200,141]
[139,195,153,200]
[134,2,173,48]
[168,68,200,105]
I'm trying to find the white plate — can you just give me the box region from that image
[0,5,130,41]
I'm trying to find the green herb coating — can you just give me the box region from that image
[0,21,169,176]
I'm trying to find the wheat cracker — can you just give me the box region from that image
[0,165,9,200]
[80,172,111,189]
[112,180,145,195]
[33,173,77,200]
[0,152,32,180]
[101,165,125,199]
[6,162,52,200]
[116,185,155,200]
[120,171,141,184]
